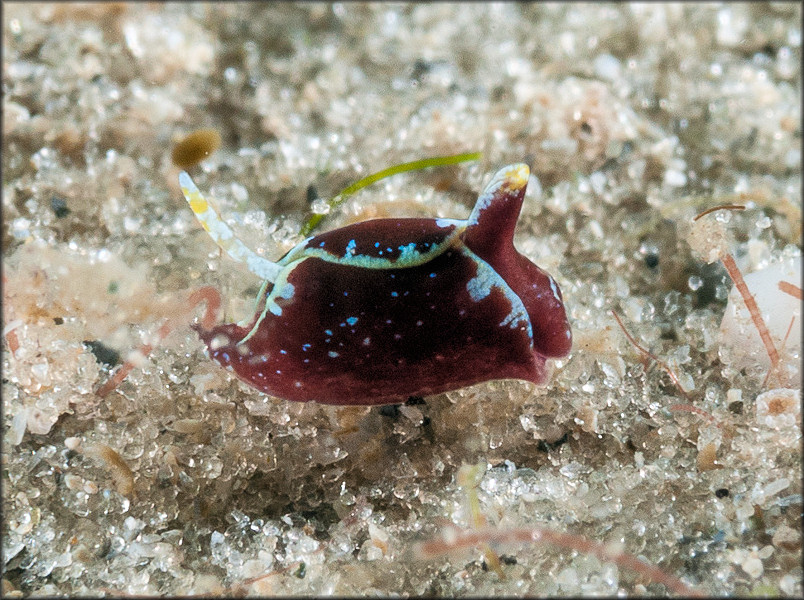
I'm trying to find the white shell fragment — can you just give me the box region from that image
[719,256,802,388]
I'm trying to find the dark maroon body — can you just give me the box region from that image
[195,165,572,405]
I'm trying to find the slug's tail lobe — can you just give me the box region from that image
[179,171,282,283]
[462,164,573,361]
[463,164,529,260]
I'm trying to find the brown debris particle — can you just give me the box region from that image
[696,442,722,472]
[171,128,222,169]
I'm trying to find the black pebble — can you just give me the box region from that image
[379,404,401,418]
[83,340,121,367]
[51,197,70,218]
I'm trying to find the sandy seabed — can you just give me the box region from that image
[2,3,801,596]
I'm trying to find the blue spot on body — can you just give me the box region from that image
[391,291,398,297]
[374,242,380,248]
[280,349,287,354]
[319,241,325,247]
[325,329,333,336]
[302,343,311,351]
[328,351,339,358]
[346,316,358,326]
[429,272,436,278]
